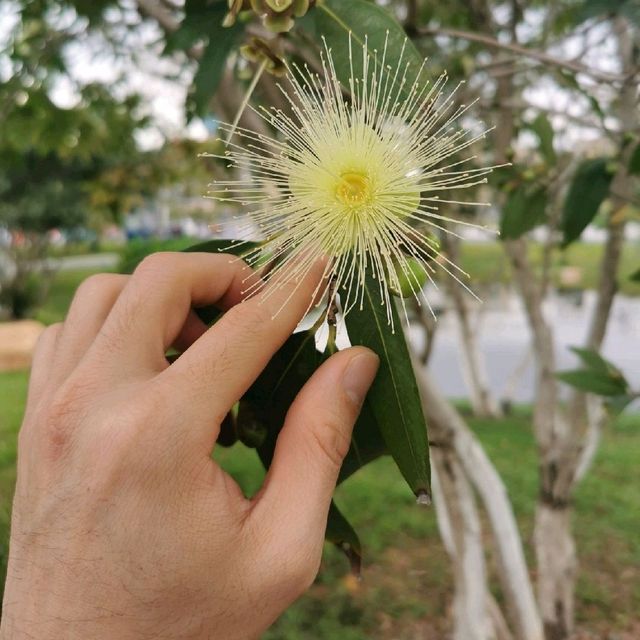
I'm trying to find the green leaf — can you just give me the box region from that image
[345,275,431,499]
[500,184,548,239]
[528,113,556,165]
[180,239,391,568]
[314,0,427,97]
[556,369,629,397]
[326,502,362,576]
[577,0,640,25]
[606,394,636,416]
[164,0,229,54]
[556,70,605,123]
[630,267,640,283]
[182,238,259,257]
[577,0,626,21]
[629,142,640,176]
[186,5,244,119]
[247,331,388,484]
[561,157,613,247]
[570,346,621,376]
[246,330,388,568]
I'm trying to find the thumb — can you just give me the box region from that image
[252,346,379,546]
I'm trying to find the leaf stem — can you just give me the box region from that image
[225,58,268,144]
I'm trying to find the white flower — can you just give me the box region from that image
[205,35,496,326]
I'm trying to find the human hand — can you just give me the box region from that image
[1,252,379,640]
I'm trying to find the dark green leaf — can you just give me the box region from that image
[556,369,629,397]
[345,275,431,499]
[577,0,628,22]
[186,6,244,119]
[326,502,362,576]
[561,157,613,246]
[500,184,548,239]
[314,0,427,98]
[606,394,636,416]
[570,346,621,376]
[528,113,556,165]
[246,331,388,486]
[577,0,640,25]
[244,331,388,568]
[183,238,259,257]
[630,267,640,283]
[166,0,229,54]
[629,142,640,176]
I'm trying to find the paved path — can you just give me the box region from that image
[40,253,120,271]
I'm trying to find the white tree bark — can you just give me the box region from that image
[416,366,544,640]
[533,505,576,640]
[443,235,502,418]
[432,449,497,640]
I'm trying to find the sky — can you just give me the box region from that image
[0,0,208,149]
[0,1,624,152]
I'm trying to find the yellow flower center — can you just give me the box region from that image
[335,171,371,206]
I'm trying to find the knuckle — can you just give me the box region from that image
[307,414,351,471]
[38,373,102,456]
[34,323,61,355]
[75,273,123,300]
[40,390,81,458]
[226,301,272,335]
[135,251,178,280]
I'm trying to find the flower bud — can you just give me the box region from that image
[292,0,310,17]
[388,256,429,298]
[249,0,313,32]
[223,0,247,27]
[217,411,239,448]
[240,37,287,76]
[237,401,268,449]
[265,0,293,11]
[264,13,295,32]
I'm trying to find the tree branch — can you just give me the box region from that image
[416,25,628,83]
[134,0,269,136]
[416,366,544,640]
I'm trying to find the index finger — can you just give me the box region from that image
[160,258,328,448]
[87,252,259,375]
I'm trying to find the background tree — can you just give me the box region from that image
[2,1,638,638]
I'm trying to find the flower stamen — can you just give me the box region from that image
[335,172,372,206]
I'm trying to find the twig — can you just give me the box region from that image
[416,25,628,83]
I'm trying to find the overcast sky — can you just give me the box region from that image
[0,1,624,152]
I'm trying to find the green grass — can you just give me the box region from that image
[34,268,115,326]
[459,241,640,297]
[2,367,638,637]
[1,243,638,636]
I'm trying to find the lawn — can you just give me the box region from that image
[0,252,639,636]
[1,365,638,637]
[459,240,640,297]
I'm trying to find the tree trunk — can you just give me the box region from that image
[535,19,637,637]
[432,446,497,640]
[417,366,544,640]
[533,505,575,640]
[505,238,579,639]
[443,235,502,418]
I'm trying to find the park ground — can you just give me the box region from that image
[0,243,639,638]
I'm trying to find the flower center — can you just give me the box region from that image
[335,171,371,206]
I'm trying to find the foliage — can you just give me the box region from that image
[557,347,635,413]
[177,238,429,565]
[2,368,640,634]
[561,158,615,247]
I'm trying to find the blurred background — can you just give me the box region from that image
[0,1,638,639]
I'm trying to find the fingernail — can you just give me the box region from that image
[343,351,380,408]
